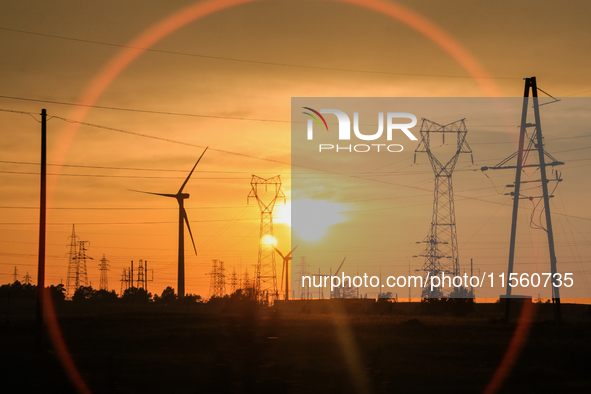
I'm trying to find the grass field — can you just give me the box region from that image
[1,299,590,393]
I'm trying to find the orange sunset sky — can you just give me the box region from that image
[1,0,590,300]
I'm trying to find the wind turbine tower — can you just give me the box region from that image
[130,148,207,298]
[248,175,285,303]
[274,246,297,301]
[415,119,472,298]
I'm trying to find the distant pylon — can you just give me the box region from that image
[242,268,251,291]
[415,118,472,298]
[296,257,311,299]
[228,267,239,295]
[207,259,226,298]
[120,268,130,294]
[65,225,79,299]
[23,272,32,285]
[76,241,90,286]
[98,254,110,291]
[137,259,145,290]
[248,175,285,303]
[12,266,18,283]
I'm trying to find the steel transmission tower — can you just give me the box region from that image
[136,259,145,290]
[120,268,129,295]
[248,175,285,303]
[98,254,110,291]
[65,225,91,299]
[242,268,251,291]
[296,256,311,299]
[12,266,18,283]
[228,267,239,295]
[23,272,32,285]
[207,259,226,298]
[415,119,472,298]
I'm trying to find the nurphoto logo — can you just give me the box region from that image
[302,107,418,153]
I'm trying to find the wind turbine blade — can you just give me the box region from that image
[285,245,299,259]
[128,189,176,198]
[182,208,197,255]
[273,247,285,260]
[334,257,347,276]
[178,147,208,194]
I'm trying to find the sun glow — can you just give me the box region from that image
[291,199,347,241]
[261,234,278,246]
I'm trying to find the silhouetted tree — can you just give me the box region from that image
[93,289,118,303]
[72,286,97,302]
[157,286,177,305]
[0,281,36,299]
[185,293,202,303]
[122,287,151,303]
[48,284,66,303]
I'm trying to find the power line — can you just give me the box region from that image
[51,115,292,166]
[0,218,259,226]
[0,206,245,210]
[0,170,252,180]
[0,160,261,174]
[0,26,521,80]
[0,94,289,123]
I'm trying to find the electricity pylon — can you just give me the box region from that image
[296,257,311,299]
[65,226,91,299]
[98,254,110,291]
[483,76,564,321]
[415,118,472,298]
[248,175,285,303]
[228,267,239,295]
[207,259,226,298]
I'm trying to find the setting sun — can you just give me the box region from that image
[291,199,347,241]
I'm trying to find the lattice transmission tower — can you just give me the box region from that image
[98,254,110,291]
[296,256,311,299]
[66,225,91,299]
[228,267,239,295]
[207,259,226,298]
[415,119,472,298]
[242,268,251,290]
[248,175,285,303]
[120,268,130,295]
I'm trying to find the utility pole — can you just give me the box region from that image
[36,108,47,352]
[484,77,563,322]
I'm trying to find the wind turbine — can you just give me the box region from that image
[274,245,298,301]
[130,147,208,298]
